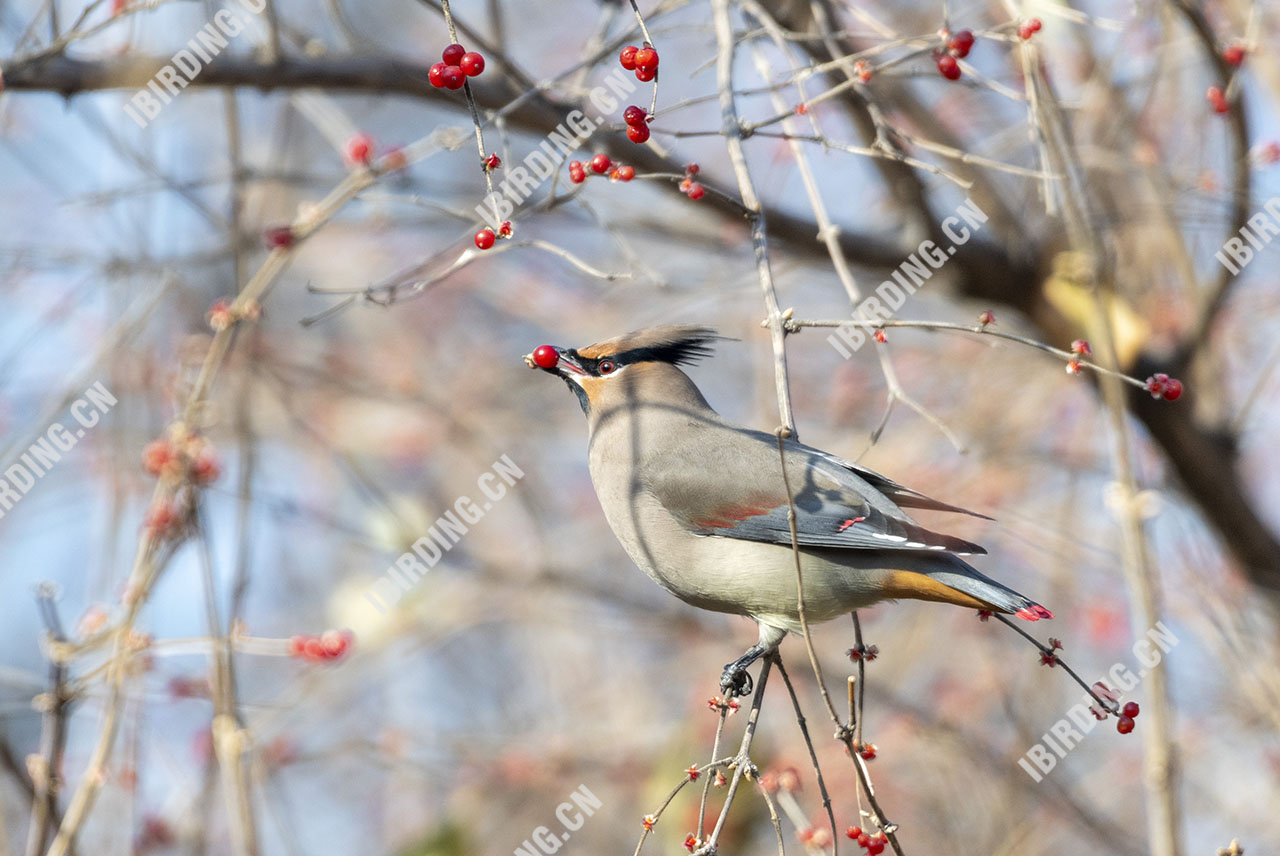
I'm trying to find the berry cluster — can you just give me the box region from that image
[679,163,704,200]
[620,43,659,82]
[143,434,222,486]
[933,28,974,81]
[568,154,636,184]
[428,43,485,91]
[288,629,354,662]
[622,104,651,143]
[474,220,512,250]
[1017,18,1043,40]
[1117,701,1141,734]
[846,826,889,854]
[1145,373,1184,401]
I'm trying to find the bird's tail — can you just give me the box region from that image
[886,554,1053,621]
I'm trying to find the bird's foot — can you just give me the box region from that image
[720,664,753,698]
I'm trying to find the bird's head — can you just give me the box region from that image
[524,325,720,417]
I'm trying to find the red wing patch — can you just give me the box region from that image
[691,504,773,530]
[837,516,866,532]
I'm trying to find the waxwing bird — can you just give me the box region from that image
[525,325,1052,696]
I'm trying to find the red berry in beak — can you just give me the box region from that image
[532,345,559,369]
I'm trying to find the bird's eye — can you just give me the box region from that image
[597,360,616,375]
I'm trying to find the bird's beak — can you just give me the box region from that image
[523,346,589,377]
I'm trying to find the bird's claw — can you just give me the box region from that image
[720,665,753,698]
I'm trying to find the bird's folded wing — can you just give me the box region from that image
[814,450,994,520]
[642,428,986,555]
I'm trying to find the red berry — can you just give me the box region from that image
[1018,18,1042,39]
[620,45,639,70]
[590,153,612,174]
[287,635,306,657]
[616,164,635,181]
[441,43,465,65]
[263,226,295,249]
[948,28,975,58]
[857,832,871,847]
[1116,715,1135,734]
[497,220,512,238]
[474,228,496,250]
[142,440,174,475]
[847,827,863,840]
[484,153,501,170]
[868,841,885,855]
[1146,373,1183,400]
[623,105,647,126]
[1223,42,1246,67]
[190,450,221,485]
[1122,701,1140,718]
[569,167,586,184]
[320,629,352,659]
[302,636,325,661]
[532,345,559,369]
[686,182,705,200]
[859,743,877,760]
[1065,359,1082,375]
[346,132,374,164]
[936,54,961,80]
[627,124,650,143]
[460,52,485,76]
[873,329,887,343]
[634,46,658,68]
[442,65,466,90]
[428,62,447,88]
[635,65,656,82]
[1207,86,1229,113]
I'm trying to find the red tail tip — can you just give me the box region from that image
[1016,605,1055,621]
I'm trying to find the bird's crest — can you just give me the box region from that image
[576,325,722,366]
